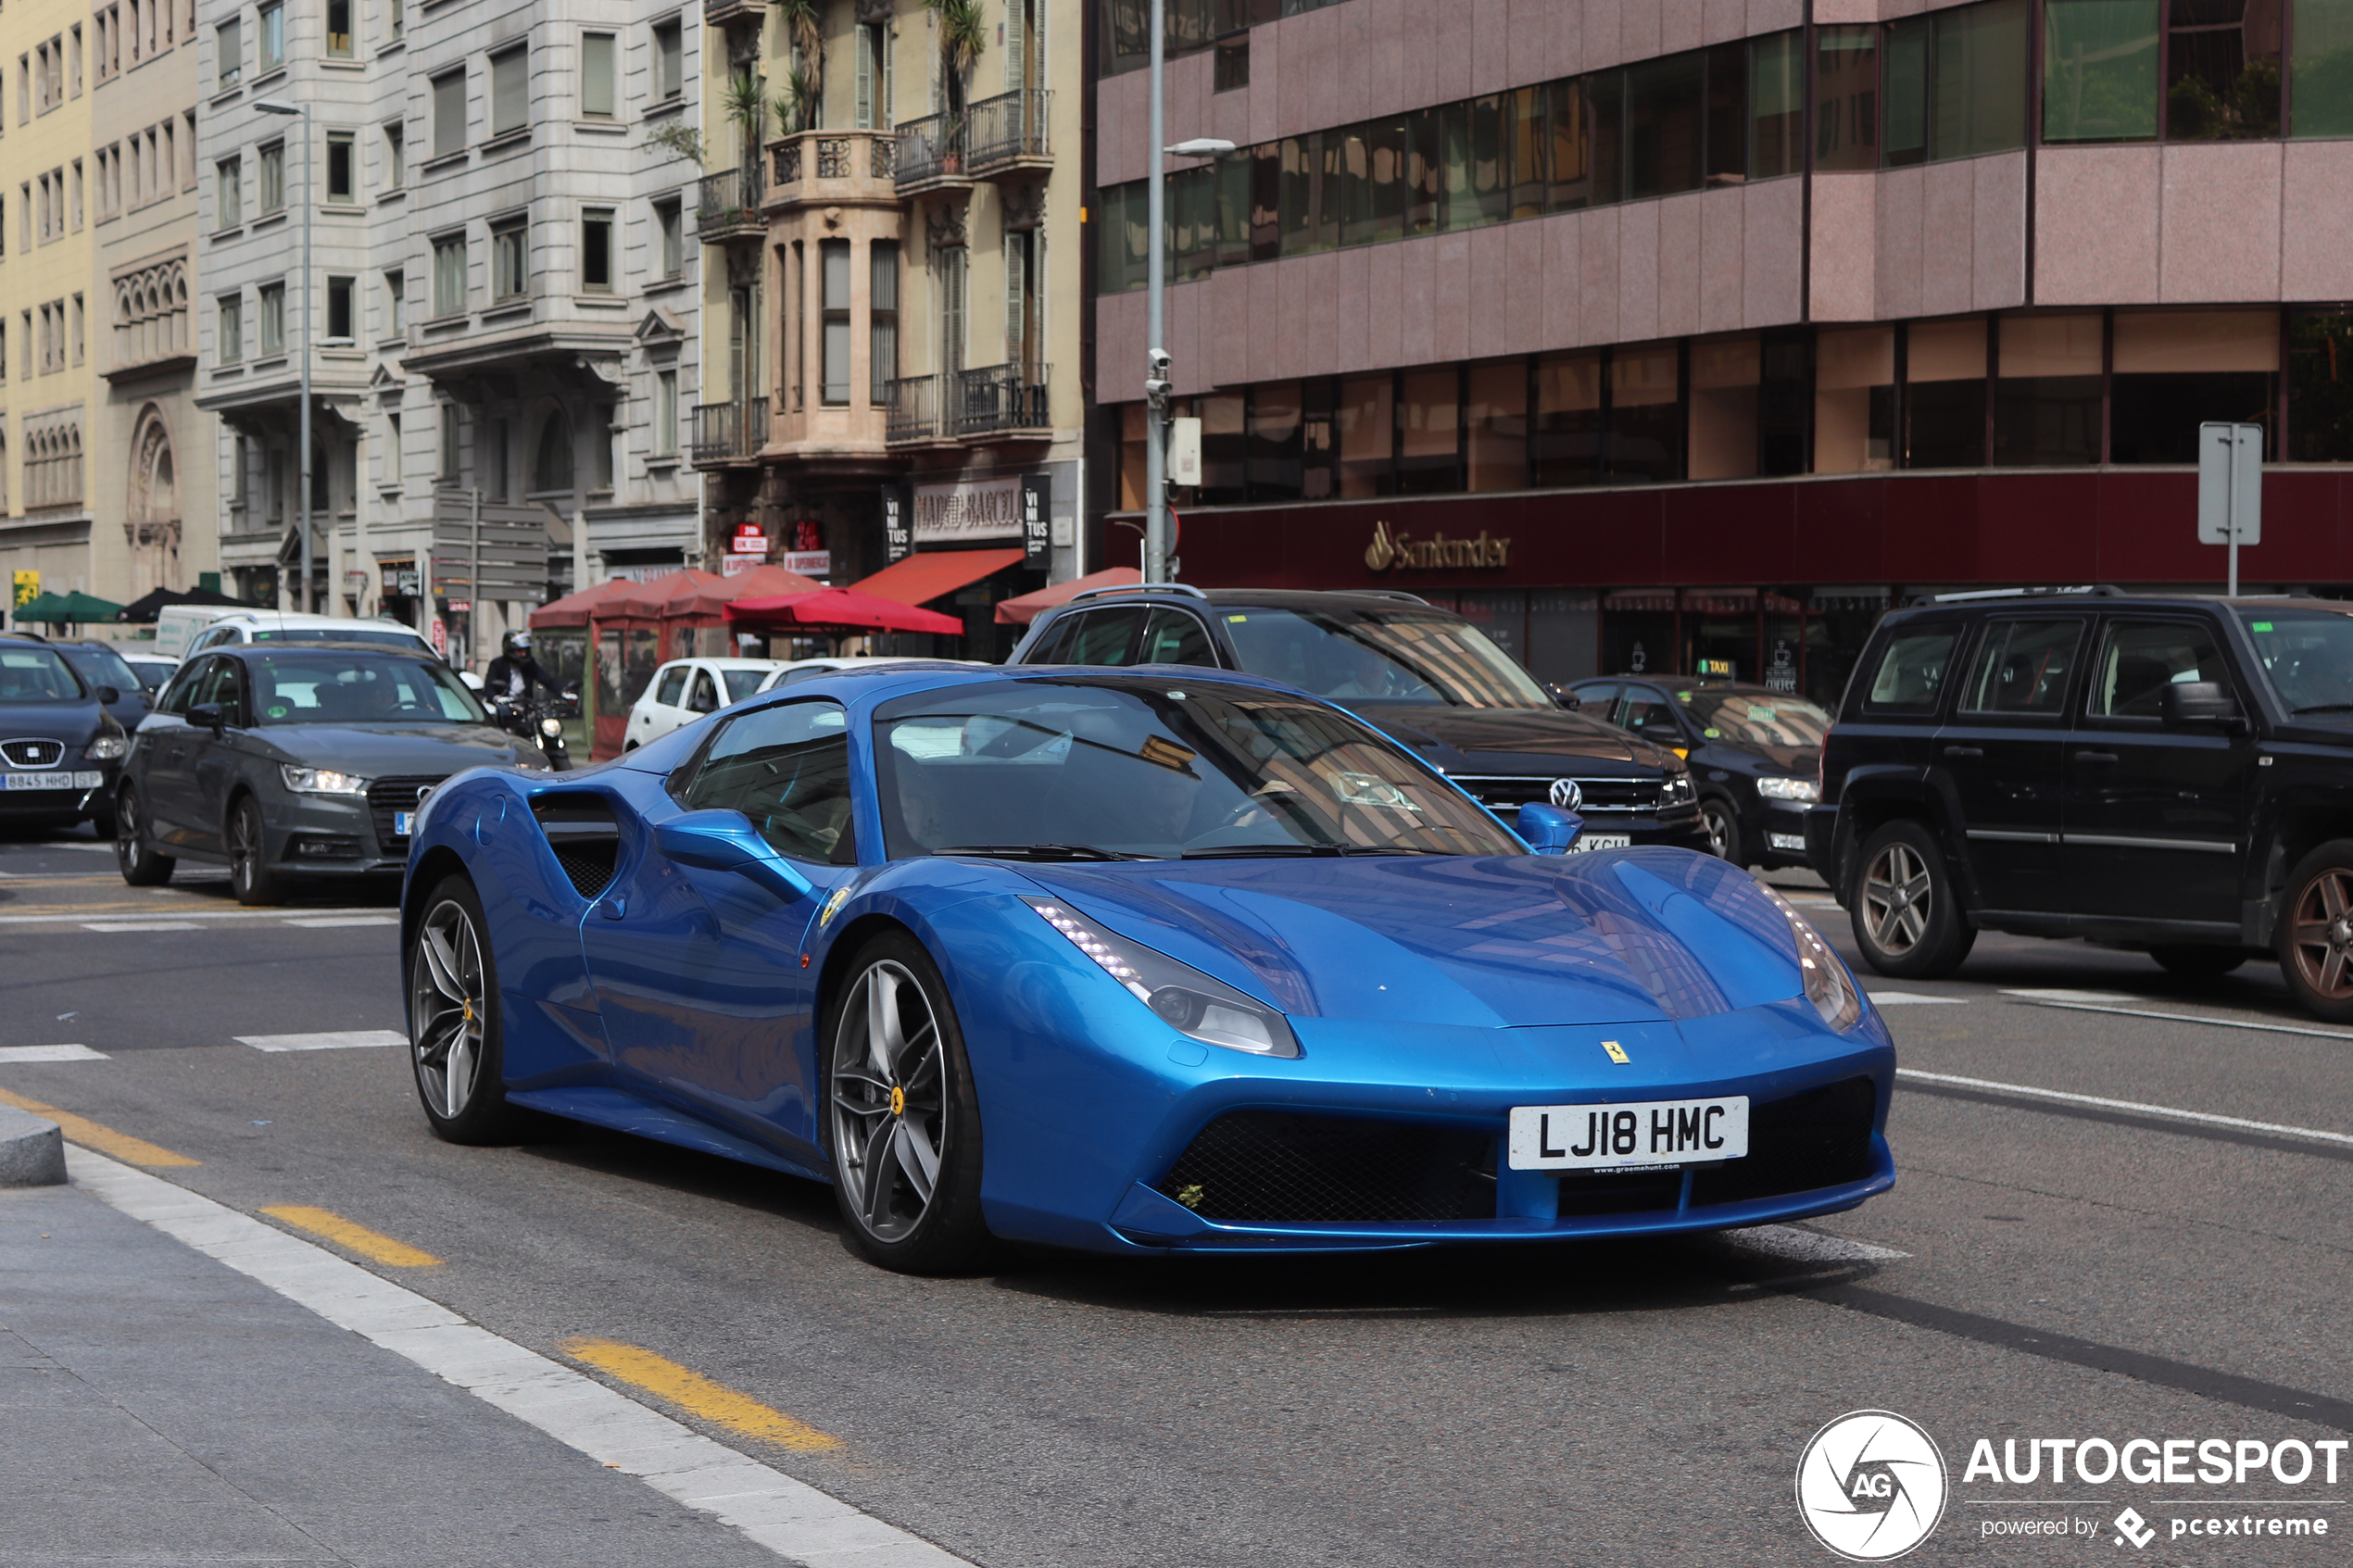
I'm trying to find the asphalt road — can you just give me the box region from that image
[5,822,2350,1565]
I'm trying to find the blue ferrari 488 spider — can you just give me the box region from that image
[399,663,1894,1273]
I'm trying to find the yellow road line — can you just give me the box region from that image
[260,1205,444,1267]
[0,1087,198,1168]
[564,1338,842,1453]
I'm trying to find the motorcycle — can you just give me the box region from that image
[493,687,578,771]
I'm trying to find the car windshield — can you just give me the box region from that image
[61,646,142,695]
[248,626,431,650]
[2239,608,2353,717]
[0,646,86,703]
[723,669,769,703]
[873,676,1523,860]
[1217,608,1554,709]
[1677,689,1831,747]
[248,653,488,724]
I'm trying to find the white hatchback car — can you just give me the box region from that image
[751,655,987,694]
[178,611,436,660]
[623,657,787,749]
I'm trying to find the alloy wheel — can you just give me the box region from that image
[119,793,143,869]
[830,960,947,1244]
[1863,841,1932,955]
[2286,867,2353,1001]
[230,803,260,896]
[411,900,487,1118]
[1701,802,1732,859]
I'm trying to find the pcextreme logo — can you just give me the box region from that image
[1796,1411,1950,1562]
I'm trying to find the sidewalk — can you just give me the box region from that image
[0,1173,786,1568]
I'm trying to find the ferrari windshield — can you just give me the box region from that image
[1219,608,1554,709]
[2239,607,2353,718]
[248,652,489,725]
[873,676,1522,860]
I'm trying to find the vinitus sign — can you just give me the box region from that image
[1364,519,1512,571]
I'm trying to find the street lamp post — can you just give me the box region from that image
[253,98,312,613]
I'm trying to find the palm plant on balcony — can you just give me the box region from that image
[723,70,769,174]
[772,63,816,137]
[776,0,824,119]
[927,0,985,120]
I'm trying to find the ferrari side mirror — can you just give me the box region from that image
[653,809,815,902]
[1516,802,1584,856]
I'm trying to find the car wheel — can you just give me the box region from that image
[115,784,174,886]
[226,795,284,907]
[1700,799,1743,865]
[1850,820,1975,979]
[823,930,992,1274]
[2276,840,2353,1022]
[408,876,526,1143]
[2150,945,2246,978]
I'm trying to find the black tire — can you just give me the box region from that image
[2276,839,2353,1022]
[1700,799,1744,865]
[2150,945,2247,978]
[114,784,174,886]
[407,875,528,1143]
[1848,819,1976,980]
[226,795,284,906]
[821,929,993,1274]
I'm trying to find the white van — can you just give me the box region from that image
[165,610,435,662]
[153,604,244,659]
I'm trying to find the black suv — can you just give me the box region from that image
[1571,676,1830,870]
[1806,592,2353,1019]
[1008,586,1707,852]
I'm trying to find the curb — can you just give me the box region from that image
[0,1104,67,1186]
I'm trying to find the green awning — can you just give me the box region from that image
[14,590,126,623]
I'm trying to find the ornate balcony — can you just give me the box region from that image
[886,367,1051,445]
[689,396,768,466]
[885,374,940,444]
[693,165,766,241]
[766,128,900,211]
[892,110,972,195]
[963,89,1051,177]
[703,0,763,23]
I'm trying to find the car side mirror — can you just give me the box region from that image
[188,701,224,734]
[1545,682,1579,710]
[1516,802,1584,856]
[2159,681,2245,731]
[96,684,120,705]
[653,809,815,902]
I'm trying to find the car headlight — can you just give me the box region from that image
[1663,771,1695,805]
[84,734,128,761]
[1756,776,1820,802]
[1024,896,1301,1058]
[281,765,371,795]
[1756,883,1863,1032]
[539,717,563,739]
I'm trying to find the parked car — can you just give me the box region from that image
[1571,676,1830,868]
[751,655,989,693]
[57,641,155,735]
[119,651,181,693]
[1009,586,1705,854]
[175,610,435,662]
[116,643,537,903]
[622,658,789,750]
[1806,590,2353,1019]
[0,633,129,833]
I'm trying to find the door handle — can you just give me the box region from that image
[1942,746,1983,758]
[2073,750,2120,763]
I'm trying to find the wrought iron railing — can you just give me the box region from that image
[893,110,965,187]
[773,140,800,184]
[885,374,940,443]
[963,88,1051,172]
[692,164,765,235]
[773,129,896,189]
[952,364,1051,436]
[689,396,768,464]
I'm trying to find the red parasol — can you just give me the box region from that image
[992,566,1144,626]
[724,587,965,635]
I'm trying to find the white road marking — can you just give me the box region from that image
[80,921,201,933]
[0,1044,108,1062]
[66,1148,974,1568]
[1897,1067,2353,1148]
[2001,988,2142,1002]
[1868,990,1968,1006]
[0,907,388,927]
[2001,992,2353,1042]
[1729,1223,1908,1263]
[281,915,399,929]
[235,1030,409,1052]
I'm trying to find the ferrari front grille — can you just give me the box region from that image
[1154,1111,1497,1223]
[1689,1076,1878,1208]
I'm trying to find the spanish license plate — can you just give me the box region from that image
[1507,1096,1751,1171]
[1567,833,1632,853]
[3,770,102,791]
[392,811,414,836]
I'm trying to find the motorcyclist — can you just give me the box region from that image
[483,631,560,704]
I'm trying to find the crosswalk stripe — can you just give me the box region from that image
[0,1044,108,1062]
[235,1031,409,1052]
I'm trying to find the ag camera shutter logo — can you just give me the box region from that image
[1796,1411,1949,1561]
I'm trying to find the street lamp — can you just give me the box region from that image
[253,97,313,613]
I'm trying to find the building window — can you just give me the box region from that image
[656,369,678,453]
[1881,0,2029,165]
[257,1,283,71]
[326,275,353,340]
[939,245,965,374]
[491,219,527,299]
[2109,310,2278,462]
[70,160,82,230]
[383,412,402,488]
[855,21,891,126]
[326,0,352,56]
[581,207,613,292]
[258,140,284,214]
[2293,0,2353,134]
[653,19,682,101]
[656,198,682,277]
[1905,318,1989,467]
[439,403,460,478]
[69,24,82,96]
[581,31,615,118]
[258,281,284,355]
[389,0,403,43]
[211,13,235,86]
[2044,0,2159,141]
[432,232,466,315]
[2167,0,2277,138]
[325,131,354,202]
[432,68,465,157]
[71,294,84,364]
[218,293,241,362]
[215,156,240,226]
[383,123,404,190]
[819,238,850,404]
[490,45,527,137]
[870,239,898,403]
[384,269,404,334]
[1214,35,1249,91]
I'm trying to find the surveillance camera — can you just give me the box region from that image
[1147,348,1172,378]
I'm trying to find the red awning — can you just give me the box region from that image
[601,569,726,620]
[528,577,640,629]
[993,566,1144,625]
[658,563,826,618]
[723,588,965,635]
[849,547,1027,606]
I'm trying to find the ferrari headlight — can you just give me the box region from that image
[84,734,129,761]
[1757,883,1863,1032]
[281,765,370,795]
[1024,897,1301,1058]
[1756,775,1820,802]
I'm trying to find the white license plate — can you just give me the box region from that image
[1567,833,1632,853]
[392,811,414,836]
[1507,1096,1751,1171]
[3,770,101,791]
[1769,832,1807,851]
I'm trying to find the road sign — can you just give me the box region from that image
[2198,421,2263,596]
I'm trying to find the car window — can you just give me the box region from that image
[157,659,205,715]
[654,665,689,708]
[2090,621,2224,720]
[1619,686,1680,738]
[1059,608,1148,667]
[1221,607,1552,708]
[1680,690,1831,746]
[62,646,141,694]
[723,669,769,703]
[678,700,857,865]
[2240,608,2353,718]
[779,662,837,685]
[189,626,234,652]
[248,654,484,723]
[1139,608,1216,667]
[687,670,721,713]
[1864,627,1959,714]
[0,645,85,702]
[195,658,246,725]
[1568,681,1619,716]
[1958,620,2083,716]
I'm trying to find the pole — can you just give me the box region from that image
[470,487,484,668]
[296,107,315,613]
[1141,0,1168,584]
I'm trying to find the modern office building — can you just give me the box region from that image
[690,0,1085,657]
[1090,0,2353,705]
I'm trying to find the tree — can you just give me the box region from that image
[723,69,769,169]
[926,0,984,116]
[775,0,824,122]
